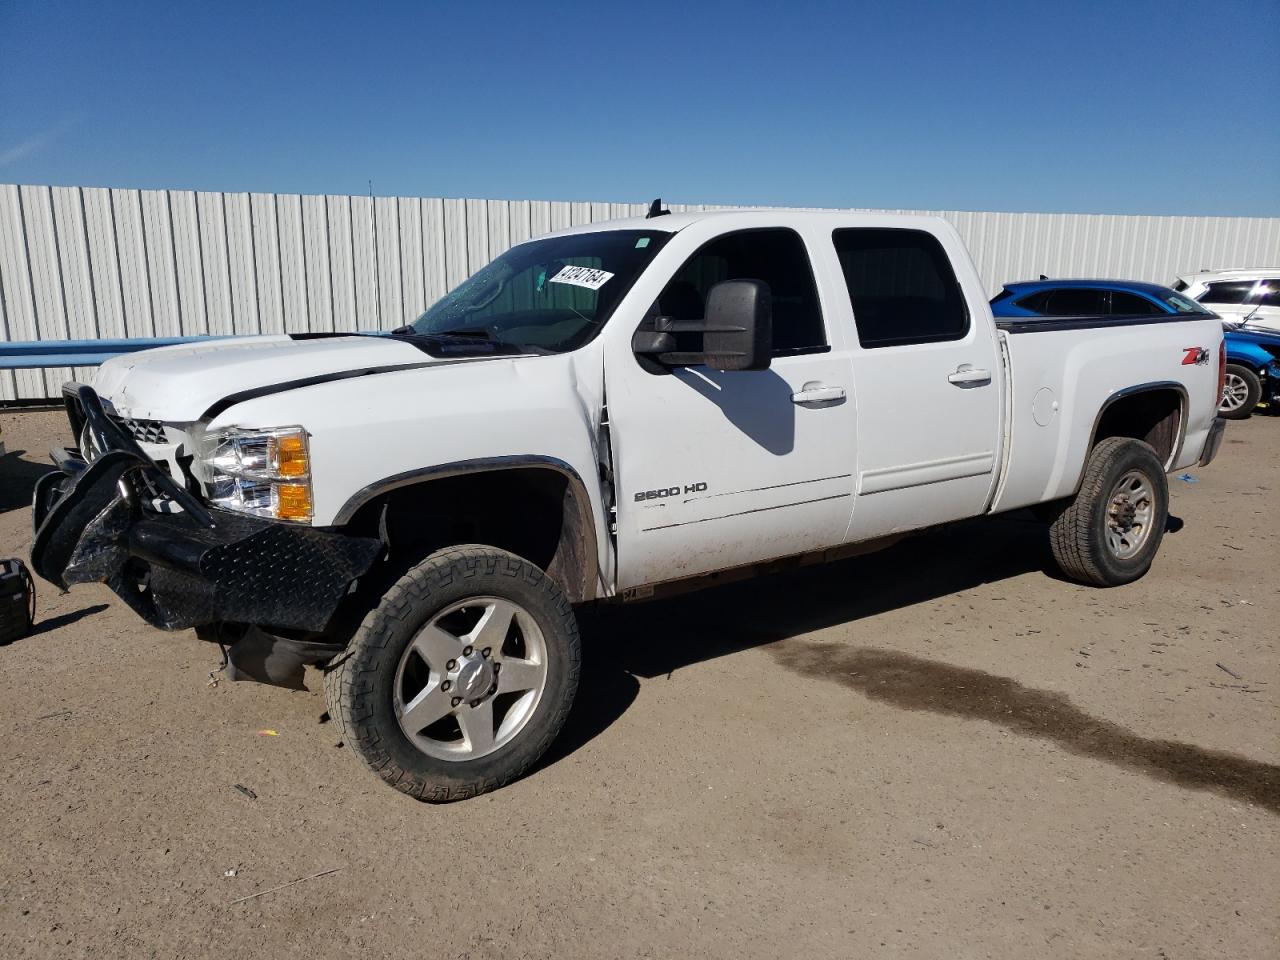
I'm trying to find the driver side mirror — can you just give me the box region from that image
[632,279,773,371]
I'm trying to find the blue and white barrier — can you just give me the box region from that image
[0,337,219,370]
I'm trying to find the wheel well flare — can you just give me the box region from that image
[339,460,599,603]
[1091,386,1185,468]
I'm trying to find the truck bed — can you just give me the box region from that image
[990,313,1222,514]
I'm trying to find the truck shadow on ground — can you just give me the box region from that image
[550,511,1052,764]
[0,448,50,512]
[26,603,110,639]
[549,511,1279,814]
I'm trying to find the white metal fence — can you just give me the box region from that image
[2,182,1278,401]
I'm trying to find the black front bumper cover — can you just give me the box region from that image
[31,385,381,634]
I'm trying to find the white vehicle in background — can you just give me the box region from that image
[32,208,1227,802]
[1174,269,1280,332]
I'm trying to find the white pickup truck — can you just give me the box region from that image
[32,209,1227,801]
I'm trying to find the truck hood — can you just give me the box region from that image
[93,335,477,422]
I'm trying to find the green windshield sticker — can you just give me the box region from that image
[635,237,650,248]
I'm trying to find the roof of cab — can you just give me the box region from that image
[534,208,952,240]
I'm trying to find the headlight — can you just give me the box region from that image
[198,426,313,522]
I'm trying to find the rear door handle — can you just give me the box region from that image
[947,365,992,386]
[791,382,846,404]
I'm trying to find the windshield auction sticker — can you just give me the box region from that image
[549,265,614,291]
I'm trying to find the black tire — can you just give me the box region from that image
[1219,363,1260,420]
[324,545,580,802]
[1048,437,1169,587]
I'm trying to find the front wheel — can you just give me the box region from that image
[325,545,580,802]
[1219,363,1260,419]
[1048,437,1169,587]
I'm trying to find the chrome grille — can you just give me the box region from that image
[109,415,169,444]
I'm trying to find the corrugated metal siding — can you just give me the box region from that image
[2,182,1278,400]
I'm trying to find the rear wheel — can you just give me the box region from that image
[1048,437,1169,587]
[325,545,580,801]
[1219,363,1260,419]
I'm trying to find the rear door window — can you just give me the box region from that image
[1013,291,1053,313]
[1108,291,1164,315]
[1253,280,1280,307]
[831,228,969,348]
[1164,293,1214,315]
[1041,288,1108,315]
[1200,281,1255,305]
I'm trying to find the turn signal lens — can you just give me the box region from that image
[275,483,313,521]
[272,433,309,478]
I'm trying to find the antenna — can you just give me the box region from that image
[646,198,670,219]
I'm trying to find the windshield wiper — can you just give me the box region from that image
[391,325,493,340]
[390,326,545,357]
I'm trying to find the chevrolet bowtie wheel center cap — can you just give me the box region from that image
[454,656,494,701]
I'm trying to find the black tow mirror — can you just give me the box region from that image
[632,279,773,371]
[700,279,772,370]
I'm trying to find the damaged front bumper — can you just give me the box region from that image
[31,385,381,639]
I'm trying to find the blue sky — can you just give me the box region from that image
[1,0,1277,216]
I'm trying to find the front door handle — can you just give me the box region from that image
[947,365,992,386]
[791,382,846,405]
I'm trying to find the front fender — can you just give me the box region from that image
[330,455,601,603]
[210,351,612,597]
[1225,341,1272,370]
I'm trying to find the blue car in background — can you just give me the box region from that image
[991,279,1280,419]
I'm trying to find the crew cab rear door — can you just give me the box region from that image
[824,225,1003,539]
[606,226,857,591]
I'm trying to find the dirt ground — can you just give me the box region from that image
[0,407,1276,960]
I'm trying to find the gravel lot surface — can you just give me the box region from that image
[1,407,1276,959]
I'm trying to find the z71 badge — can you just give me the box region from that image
[634,482,708,502]
[1182,347,1210,365]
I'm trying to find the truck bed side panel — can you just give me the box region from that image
[991,317,1221,513]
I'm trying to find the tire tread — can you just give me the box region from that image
[324,545,580,802]
[1048,436,1167,587]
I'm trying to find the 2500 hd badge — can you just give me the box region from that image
[634,482,709,502]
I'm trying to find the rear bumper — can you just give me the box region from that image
[1198,417,1227,467]
[31,385,380,633]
